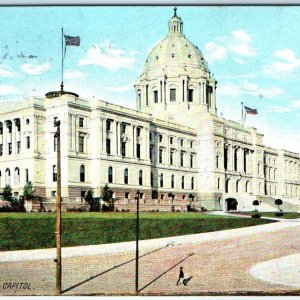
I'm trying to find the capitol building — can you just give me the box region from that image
[0,10,299,212]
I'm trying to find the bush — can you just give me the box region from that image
[0,201,26,213]
[252,213,261,218]
[66,207,87,212]
[275,212,284,217]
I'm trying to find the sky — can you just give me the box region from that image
[0,6,299,152]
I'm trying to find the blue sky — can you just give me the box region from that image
[0,6,299,152]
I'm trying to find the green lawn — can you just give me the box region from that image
[0,212,274,251]
[235,211,300,219]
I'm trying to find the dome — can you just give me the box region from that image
[141,8,209,80]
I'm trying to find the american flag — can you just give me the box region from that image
[64,35,80,46]
[244,106,258,115]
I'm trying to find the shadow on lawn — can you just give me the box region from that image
[62,242,175,293]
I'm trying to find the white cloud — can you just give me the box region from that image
[0,84,17,95]
[204,29,257,63]
[64,70,86,79]
[21,63,50,75]
[79,40,137,71]
[0,67,17,78]
[266,105,291,113]
[292,99,300,108]
[204,42,227,62]
[218,80,283,99]
[220,73,257,80]
[263,48,300,76]
[106,82,134,93]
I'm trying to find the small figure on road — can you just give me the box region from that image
[176,267,184,285]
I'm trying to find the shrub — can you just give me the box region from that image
[252,213,261,218]
[275,212,284,217]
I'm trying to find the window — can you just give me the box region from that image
[106,119,112,131]
[106,139,111,154]
[180,139,184,147]
[171,174,175,188]
[79,117,84,128]
[53,165,57,182]
[190,154,193,168]
[150,145,154,162]
[25,169,29,183]
[180,151,184,167]
[124,168,128,184]
[159,134,162,142]
[0,123,2,135]
[51,191,56,197]
[125,192,130,199]
[159,147,163,164]
[170,88,176,102]
[188,89,193,102]
[108,166,113,183]
[146,85,149,106]
[137,127,141,137]
[79,135,84,153]
[80,165,85,182]
[5,168,10,185]
[7,123,12,134]
[139,170,143,185]
[137,144,141,159]
[160,173,163,187]
[151,172,153,187]
[81,191,86,198]
[170,150,174,165]
[0,144,2,156]
[26,118,30,125]
[14,167,20,186]
[170,137,173,144]
[8,143,12,155]
[121,141,126,157]
[121,123,126,134]
[234,148,238,171]
[26,136,30,149]
[149,132,153,142]
[153,90,158,103]
[190,141,193,148]
[191,177,194,190]
[16,141,21,154]
[54,136,57,152]
[182,176,185,189]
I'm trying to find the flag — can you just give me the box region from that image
[244,106,258,115]
[64,35,80,46]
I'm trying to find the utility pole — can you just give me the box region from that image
[135,190,140,294]
[54,119,61,295]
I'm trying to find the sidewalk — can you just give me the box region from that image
[1,220,299,263]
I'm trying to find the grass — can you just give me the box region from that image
[0,212,275,251]
[235,211,300,219]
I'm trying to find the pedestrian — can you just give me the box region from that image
[176,267,184,285]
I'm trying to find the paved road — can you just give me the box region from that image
[1,221,300,296]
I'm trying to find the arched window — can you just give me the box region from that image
[191,177,194,190]
[171,174,174,188]
[160,173,163,188]
[181,176,185,189]
[14,167,20,186]
[80,165,85,182]
[139,170,143,185]
[236,180,240,193]
[124,168,128,184]
[108,166,113,183]
[25,169,29,183]
[225,179,229,193]
[5,168,10,185]
[53,165,57,182]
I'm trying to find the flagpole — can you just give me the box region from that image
[61,27,64,91]
[241,102,244,124]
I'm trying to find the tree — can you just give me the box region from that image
[101,184,113,211]
[253,200,260,212]
[23,181,34,200]
[275,199,283,212]
[84,189,100,212]
[2,184,12,202]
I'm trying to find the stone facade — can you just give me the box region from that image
[0,10,299,212]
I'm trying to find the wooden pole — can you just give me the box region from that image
[55,120,61,295]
